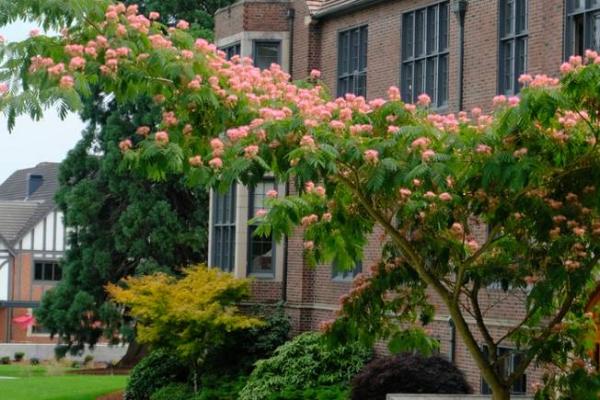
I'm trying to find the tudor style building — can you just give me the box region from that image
[213,0,599,394]
[0,162,66,343]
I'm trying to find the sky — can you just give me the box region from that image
[0,21,85,183]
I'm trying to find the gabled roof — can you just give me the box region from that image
[0,162,60,202]
[0,162,60,248]
[0,201,43,244]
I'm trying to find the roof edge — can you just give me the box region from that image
[312,0,389,19]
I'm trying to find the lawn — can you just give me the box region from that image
[0,364,128,400]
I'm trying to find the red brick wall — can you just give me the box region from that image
[214,0,568,393]
[6,252,58,344]
[215,1,291,40]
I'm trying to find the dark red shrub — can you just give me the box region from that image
[350,353,472,400]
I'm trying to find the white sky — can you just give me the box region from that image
[0,21,84,183]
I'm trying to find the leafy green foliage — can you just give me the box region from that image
[2,1,600,396]
[267,385,349,400]
[125,349,188,400]
[239,332,371,400]
[25,0,236,354]
[107,265,262,372]
[149,383,192,400]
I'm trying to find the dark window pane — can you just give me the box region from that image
[426,6,437,55]
[401,63,413,102]
[504,0,514,36]
[516,0,527,33]
[402,3,448,108]
[254,42,280,70]
[338,26,368,97]
[34,263,43,280]
[426,57,437,102]
[593,11,600,51]
[439,3,449,51]
[211,185,237,272]
[43,263,53,280]
[357,74,367,97]
[360,27,368,70]
[221,43,240,60]
[402,13,414,60]
[575,14,585,55]
[415,9,425,56]
[438,54,448,106]
[248,180,276,275]
[53,265,62,281]
[415,59,424,96]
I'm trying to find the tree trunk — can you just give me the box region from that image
[491,385,511,400]
[115,339,148,368]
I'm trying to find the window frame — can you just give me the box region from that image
[33,260,62,282]
[337,25,369,98]
[498,0,529,95]
[565,0,600,57]
[332,260,363,282]
[247,179,277,278]
[401,2,450,109]
[211,184,237,273]
[220,42,241,60]
[252,40,282,70]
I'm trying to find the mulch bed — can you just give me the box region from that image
[96,390,124,400]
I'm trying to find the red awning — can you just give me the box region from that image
[12,314,36,329]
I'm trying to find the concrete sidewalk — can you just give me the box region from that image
[0,343,127,363]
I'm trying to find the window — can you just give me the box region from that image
[337,25,368,97]
[253,41,281,70]
[211,185,237,272]
[332,260,363,281]
[499,0,528,95]
[481,346,527,395]
[566,0,600,57]
[401,2,449,108]
[34,261,61,281]
[31,323,51,335]
[221,42,241,60]
[248,180,277,276]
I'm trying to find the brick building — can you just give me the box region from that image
[0,163,66,344]
[213,0,600,394]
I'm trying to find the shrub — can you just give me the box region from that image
[14,352,25,362]
[195,374,247,400]
[149,384,192,400]
[30,357,40,365]
[70,361,81,369]
[268,385,349,400]
[350,353,472,400]
[239,332,371,400]
[1,356,10,365]
[206,305,291,374]
[125,349,188,400]
[83,355,94,365]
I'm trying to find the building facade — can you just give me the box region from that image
[214,0,600,394]
[0,163,66,344]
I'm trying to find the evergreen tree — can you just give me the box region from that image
[34,0,234,355]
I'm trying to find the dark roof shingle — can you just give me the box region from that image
[0,162,60,247]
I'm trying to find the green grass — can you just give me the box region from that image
[0,364,128,400]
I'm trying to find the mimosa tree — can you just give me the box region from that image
[1,2,600,398]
